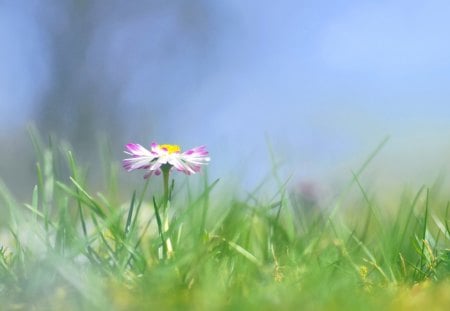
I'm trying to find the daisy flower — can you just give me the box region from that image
[123,142,210,178]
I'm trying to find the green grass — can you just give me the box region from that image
[1,134,450,310]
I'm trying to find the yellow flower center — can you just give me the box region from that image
[159,144,181,154]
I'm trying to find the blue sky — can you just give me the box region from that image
[183,0,450,187]
[1,0,450,190]
[0,2,48,127]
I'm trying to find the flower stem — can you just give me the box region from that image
[161,164,173,259]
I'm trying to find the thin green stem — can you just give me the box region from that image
[163,168,169,207]
[160,164,174,259]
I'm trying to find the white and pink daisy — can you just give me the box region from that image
[123,142,210,178]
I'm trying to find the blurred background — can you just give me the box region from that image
[1,0,450,199]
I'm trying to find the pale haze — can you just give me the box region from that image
[1,0,450,194]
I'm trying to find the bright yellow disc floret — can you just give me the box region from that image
[159,144,181,154]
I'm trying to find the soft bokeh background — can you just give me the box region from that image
[2,0,450,198]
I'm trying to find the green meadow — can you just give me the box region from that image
[1,134,450,311]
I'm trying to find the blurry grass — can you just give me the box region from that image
[0,133,450,310]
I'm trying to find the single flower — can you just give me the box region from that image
[123,142,210,178]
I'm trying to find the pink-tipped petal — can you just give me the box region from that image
[150,142,159,152]
[122,157,155,171]
[123,142,209,177]
[125,143,153,156]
